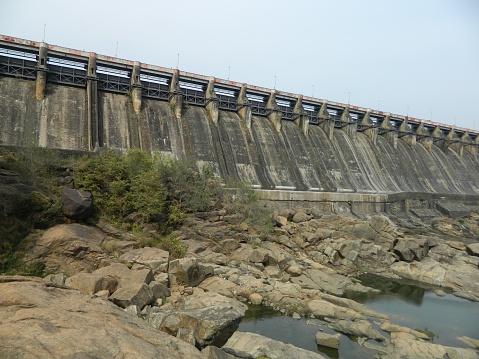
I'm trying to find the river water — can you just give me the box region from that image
[238,274,479,359]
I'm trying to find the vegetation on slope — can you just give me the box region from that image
[0,147,273,274]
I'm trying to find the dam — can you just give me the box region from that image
[1,35,479,213]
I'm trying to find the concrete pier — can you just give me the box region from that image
[36,43,48,100]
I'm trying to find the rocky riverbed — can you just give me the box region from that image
[2,202,479,359]
[1,164,479,359]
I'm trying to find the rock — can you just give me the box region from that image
[94,263,154,287]
[292,312,301,319]
[446,240,467,251]
[181,290,247,315]
[248,248,269,263]
[198,276,240,298]
[380,338,478,359]
[319,293,387,319]
[394,239,418,261]
[202,346,235,359]
[28,223,106,275]
[0,277,206,359]
[275,215,288,227]
[43,272,67,286]
[287,265,302,277]
[125,304,141,317]
[65,272,118,295]
[169,258,213,287]
[307,299,363,320]
[457,336,479,350]
[149,306,243,348]
[249,293,263,305]
[466,243,479,257]
[119,247,170,273]
[292,211,310,223]
[109,282,154,309]
[221,239,240,252]
[149,281,171,301]
[379,321,430,340]
[278,208,295,221]
[223,331,326,359]
[315,332,340,349]
[434,289,447,297]
[316,228,333,240]
[330,319,386,341]
[177,327,196,346]
[61,187,93,219]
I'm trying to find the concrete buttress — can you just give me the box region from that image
[237,84,251,129]
[36,43,48,100]
[340,106,356,139]
[131,62,142,114]
[293,96,308,136]
[266,91,282,132]
[169,70,182,120]
[360,110,377,145]
[416,121,433,151]
[379,114,397,149]
[318,101,333,140]
[399,118,416,146]
[87,53,99,150]
[205,78,219,124]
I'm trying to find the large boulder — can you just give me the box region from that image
[109,282,154,309]
[466,243,479,257]
[315,332,340,349]
[65,272,118,295]
[119,247,170,273]
[169,258,213,287]
[61,188,93,219]
[223,331,326,359]
[149,306,243,348]
[307,299,363,320]
[26,223,107,275]
[0,277,206,359]
[248,248,269,264]
[329,319,386,341]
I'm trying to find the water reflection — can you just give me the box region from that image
[345,273,428,305]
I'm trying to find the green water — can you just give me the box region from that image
[238,275,479,359]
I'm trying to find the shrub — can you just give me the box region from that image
[222,177,274,233]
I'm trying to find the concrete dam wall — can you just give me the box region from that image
[1,35,479,212]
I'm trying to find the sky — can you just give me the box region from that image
[1,0,478,130]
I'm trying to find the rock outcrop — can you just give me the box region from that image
[0,277,207,359]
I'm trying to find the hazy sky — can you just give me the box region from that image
[1,0,478,130]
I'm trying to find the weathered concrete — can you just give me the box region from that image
[1,35,479,213]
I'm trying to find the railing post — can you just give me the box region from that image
[318,101,333,140]
[36,42,48,100]
[87,53,99,150]
[293,95,308,136]
[237,84,251,128]
[169,69,182,120]
[131,61,142,114]
[266,91,281,132]
[206,78,219,124]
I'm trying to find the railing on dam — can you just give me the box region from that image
[0,34,478,149]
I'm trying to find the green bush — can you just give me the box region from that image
[222,177,274,233]
[74,149,221,235]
